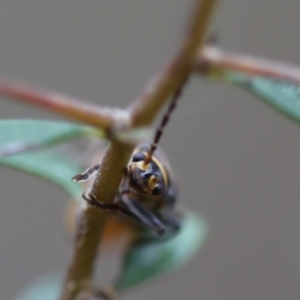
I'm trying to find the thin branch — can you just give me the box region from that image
[59,142,133,300]
[0,78,116,130]
[130,0,219,126]
[197,46,300,84]
[59,1,219,300]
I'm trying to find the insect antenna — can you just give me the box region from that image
[144,81,187,164]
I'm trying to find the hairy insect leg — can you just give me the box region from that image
[72,165,100,182]
[119,193,166,236]
[82,191,165,236]
[82,192,119,210]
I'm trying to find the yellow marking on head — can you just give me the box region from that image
[142,152,168,187]
[135,160,150,172]
[148,175,158,191]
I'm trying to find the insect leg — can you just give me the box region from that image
[82,192,119,210]
[82,191,166,235]
[158,211,182,233]
[72,165,100,182]
[118,193,166,236]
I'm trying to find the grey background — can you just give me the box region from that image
[1,1,300,299]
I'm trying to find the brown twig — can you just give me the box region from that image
[59,142,133,300]
[130,0,219,126]
[0,78,116,130]
[197,46,300,84]
[59,1,218,299]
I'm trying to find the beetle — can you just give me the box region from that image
[72,86,185,236]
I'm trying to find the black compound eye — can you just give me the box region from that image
[132,152,146,162]
[142,171,152,180]
[152,184,163,195]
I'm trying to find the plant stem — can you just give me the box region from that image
[59,1,219,299]
[130,0,219,126]
[0,77,116,130]
[59,142,133,300]
[198,46,300,84]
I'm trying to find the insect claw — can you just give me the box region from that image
[71,174,84,182]
[83,193,119,211]
[72,165,100,182]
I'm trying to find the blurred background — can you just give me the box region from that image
[1,1,300,299]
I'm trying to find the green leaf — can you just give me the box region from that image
[113,211,208,293]
[0,151,83,200]
[13,271,63,300]
[0,119,103,156]
[225,72,300,124]
[0,119,104,200]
